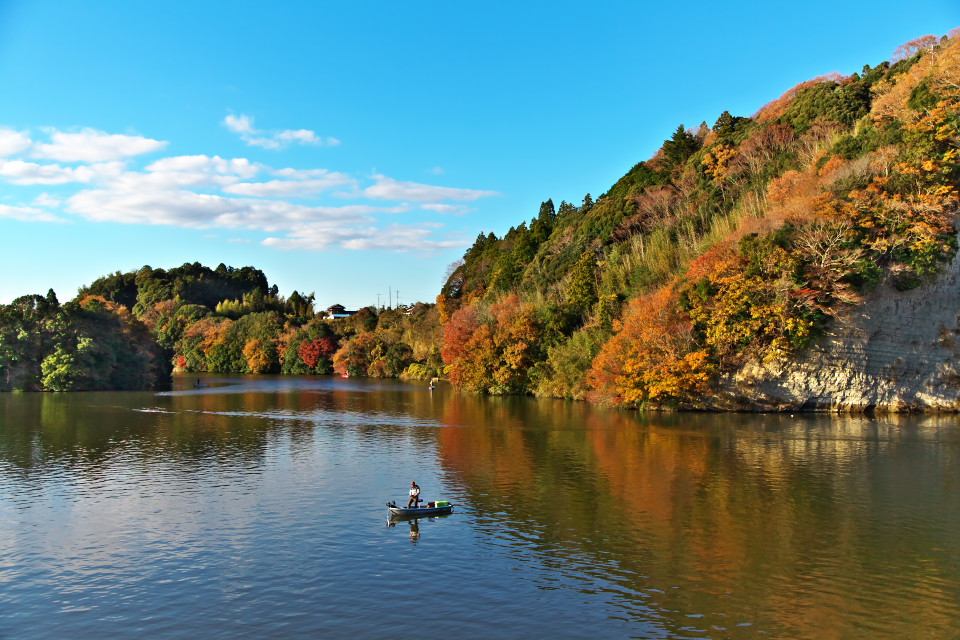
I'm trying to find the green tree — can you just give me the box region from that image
[661,125,702,168]
[713,110,751,141]
[566,251,598,316]
[40,344,81,391]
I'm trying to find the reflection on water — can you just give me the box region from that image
[0,374,959,639]
[435,398,960,638]
[386,516,454,544]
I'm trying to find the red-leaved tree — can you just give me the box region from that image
[299,337,338,369]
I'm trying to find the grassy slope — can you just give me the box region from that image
[438,34,960,406]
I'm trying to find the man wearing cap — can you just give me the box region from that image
[407,481,421,508]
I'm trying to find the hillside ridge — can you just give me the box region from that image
[436,30,960,411]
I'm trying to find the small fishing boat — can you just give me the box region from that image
[386,500,453,517]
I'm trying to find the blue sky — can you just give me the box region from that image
[0,1,957,309]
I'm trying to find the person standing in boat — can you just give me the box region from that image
[407,481,421,508]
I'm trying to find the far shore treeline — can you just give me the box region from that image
[0,262,443,392]
[1,33,959,406]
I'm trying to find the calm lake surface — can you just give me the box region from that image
[1,375,959,639]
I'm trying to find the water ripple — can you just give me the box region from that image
[1,382,959,639]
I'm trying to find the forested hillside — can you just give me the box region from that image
[0,291,167,391]
[437,32,960,408]
[0,262,444,391]
[4,32,958,404]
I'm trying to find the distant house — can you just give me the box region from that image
[325,304,357,320]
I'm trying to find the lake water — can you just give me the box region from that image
[1,375,959,639]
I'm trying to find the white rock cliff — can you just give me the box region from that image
[717,255,960,413]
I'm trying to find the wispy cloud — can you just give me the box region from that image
[0,129,32,157]
[223,114,339,150]
[264,224,465,252]
[224,170,355,198]
[421,203,470,215]
[33,193,63,207]
[0,159,125,185]
[65,188,380,230]
[0,123,498,253]
[223,114,256,136]
[364,175,498,202]
[342,225,466,251]
[32,128,167,162]
[147,154,260,178]
[108,155,263,190]
[0,204,65,223]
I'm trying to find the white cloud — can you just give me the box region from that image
[0,204,65,223]
[262,228,364,251]
[33,128,167,162]
[245,136,283,150]
[427,166,444,175]
[0,159,124,185]
[65,187,391,232]
[33,193,63,207]
[64,181,458,253]
[272,167,339,179]
[364,175,498,202]
[147,154,259,178]
[224,172,355,198]
[223,113,337,150]
[223,114,256,136]
[107,156,355,197]
[343,225,465,251]
[264,224,464,252]
[421,203,470,215]
[277,130,339,147]
[0,129,31,157]
[276,129,320,145]
[114,154,263,190]
[0,120,494,256]
[67,188,237,227]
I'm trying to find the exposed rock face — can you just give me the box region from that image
[715,256,960,413]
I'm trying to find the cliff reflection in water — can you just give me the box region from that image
[1,377,958,638]
[434,394,960,638]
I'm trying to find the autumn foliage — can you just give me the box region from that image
[588,287,713,407]
[298,337,337,369]
[434,29,960,409]
[11,31,960,403]
[442,294,541,394]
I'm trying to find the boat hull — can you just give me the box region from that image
[388,505,453,518]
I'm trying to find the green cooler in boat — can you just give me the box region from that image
[435,500,449,507]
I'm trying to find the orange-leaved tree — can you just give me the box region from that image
[588,286,713,408]
[441,295,541,394]
[332,331,377,377]
[243,338,273,374]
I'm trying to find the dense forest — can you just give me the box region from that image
[436,31,960,407]
[0,262,444,391]
[1,32,958,404]
[0,290,167,391]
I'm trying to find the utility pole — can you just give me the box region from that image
[376,293,381,311]
[389,287,392,309]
